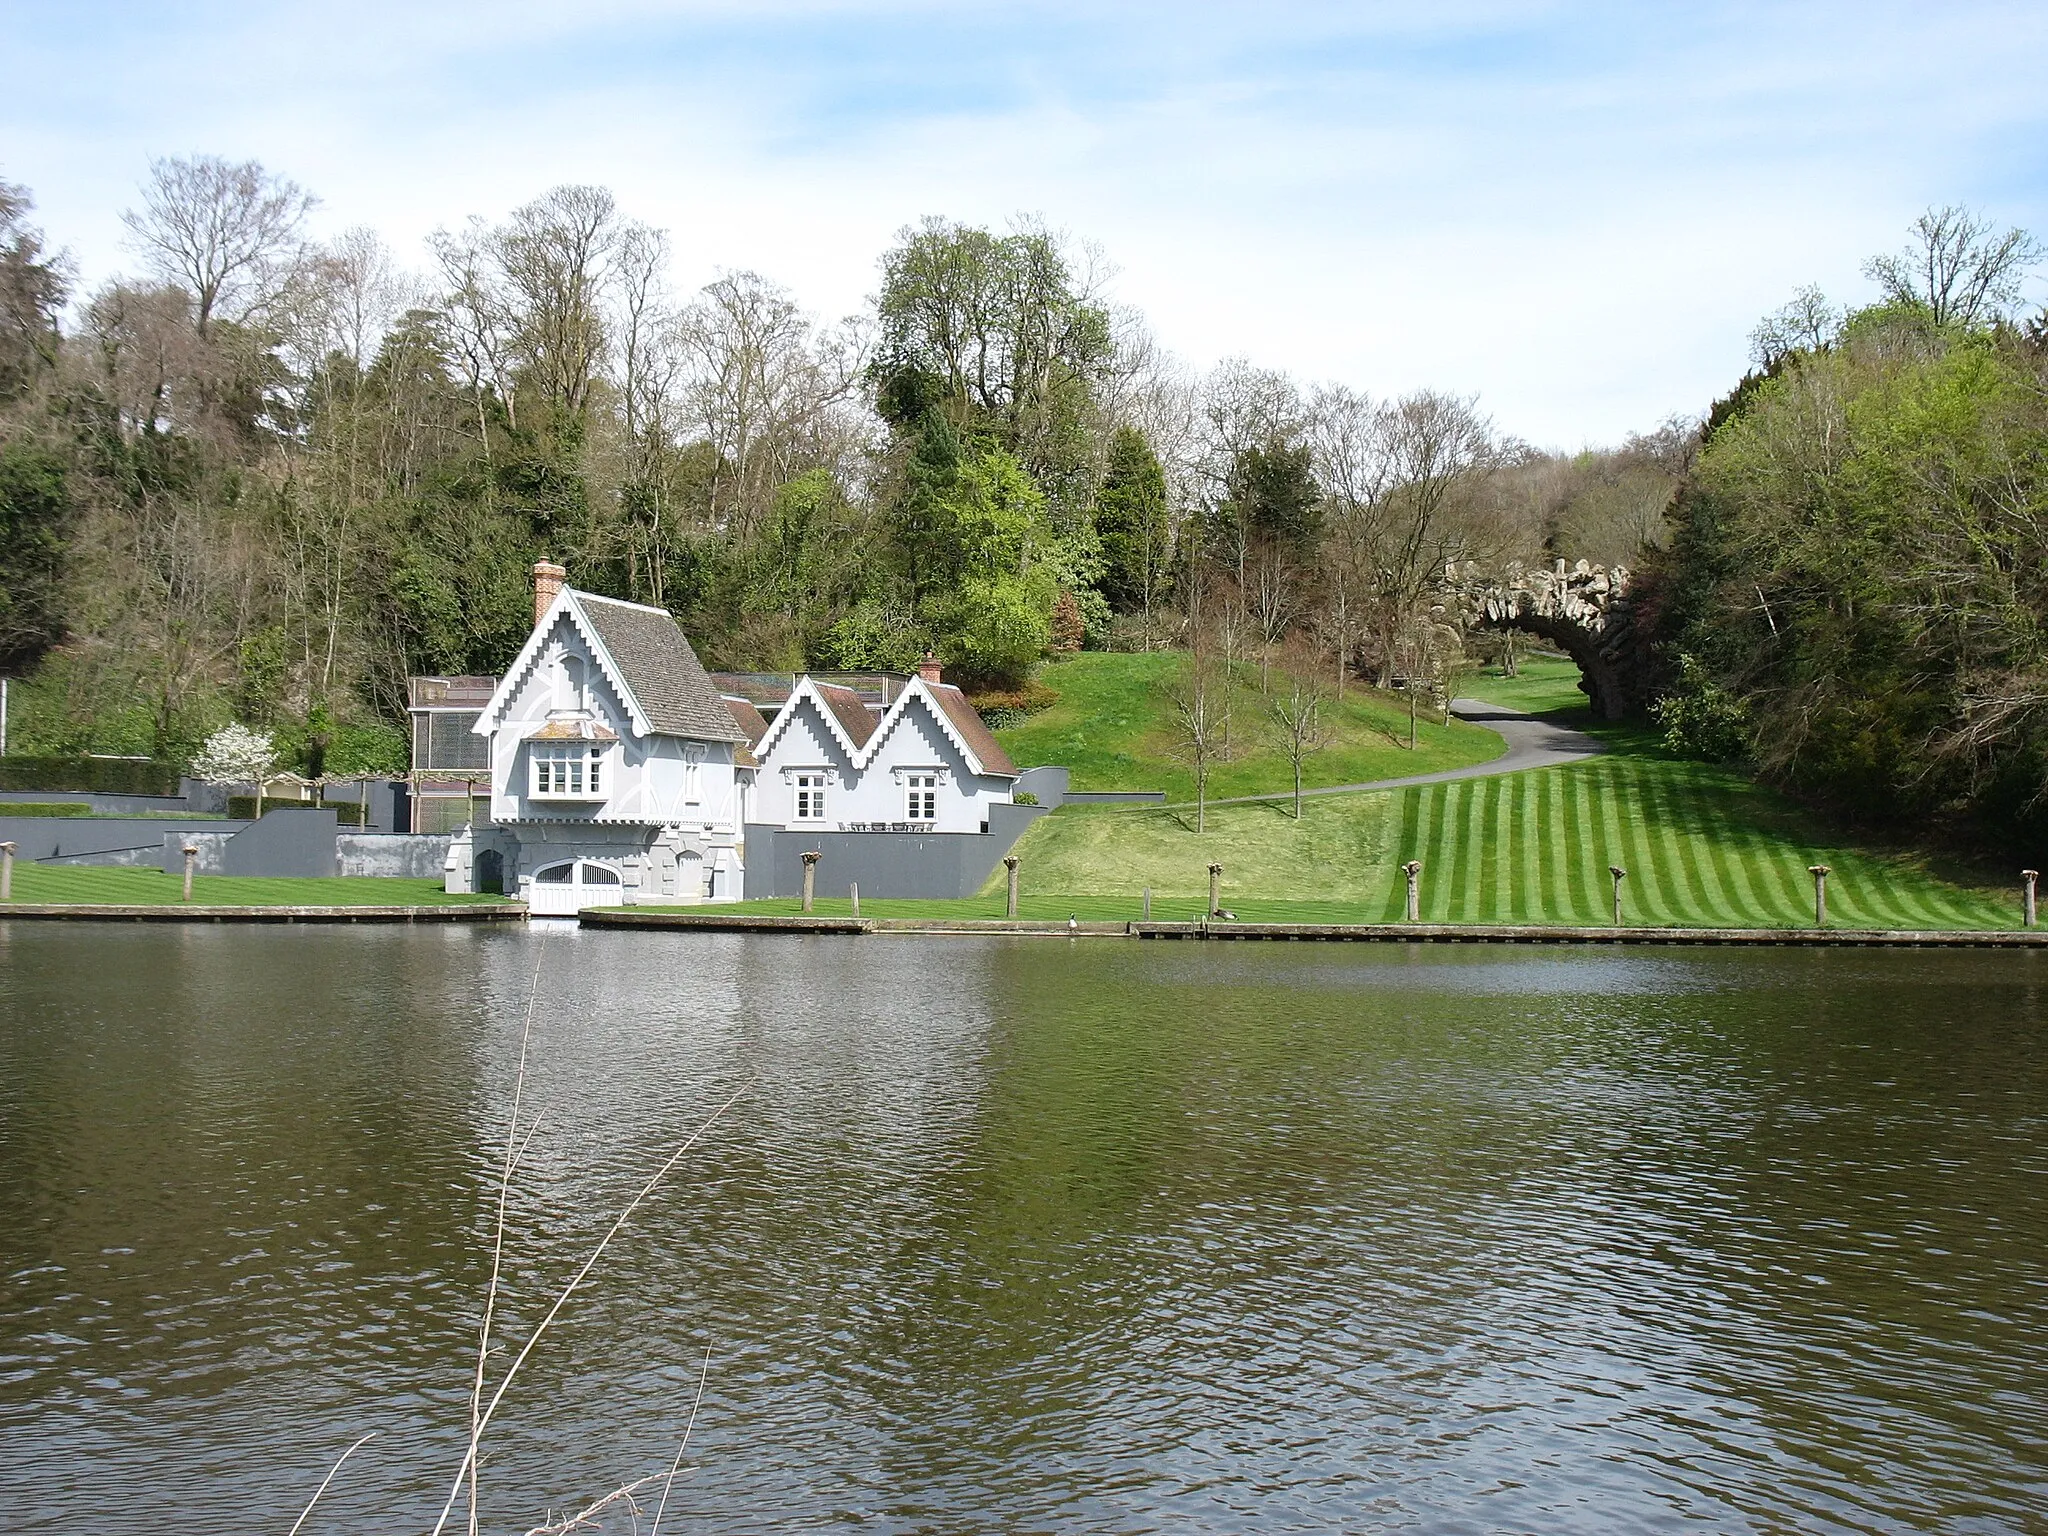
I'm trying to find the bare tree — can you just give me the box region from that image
[1750,284,1842,368]
[1863,205,2043,329]
[121,156,315,336]
[1267,661,1329,819]
[1166,634,1227,833]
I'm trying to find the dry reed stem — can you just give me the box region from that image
[648,1346,713,1536]
[518,1472,669,1536]
[429,1074,755,1536]
[469,933,550,1536]
[285,1430,375,1536]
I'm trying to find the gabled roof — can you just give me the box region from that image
[813,683,878,750]
[752,671,1018,780]
[925,682,1019,776]
[721,696,769,747]
[478,587,745,743]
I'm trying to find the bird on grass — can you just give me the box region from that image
[1068,914,1079,933]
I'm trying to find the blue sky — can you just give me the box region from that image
[6,0,2045,447]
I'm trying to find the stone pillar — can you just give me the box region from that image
[1208,862,1223,918]
[849,881,860,918]
[1609,865,1626,926]
[182,843,199,903]
[2025,869,2038,929]
[1808,865,1830,928]
[1403,860,1422,923]
[801,849,821,912]
[0,841,13,901]
[1003,855,1020,919]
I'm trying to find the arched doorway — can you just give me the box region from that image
[526,858,625,915]
[476,847,504,895]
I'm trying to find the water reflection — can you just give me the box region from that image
[2,927,2045,1531]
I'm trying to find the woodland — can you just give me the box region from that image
[1,162,2045,850]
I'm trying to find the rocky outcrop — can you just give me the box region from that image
[1444,558,1647,720]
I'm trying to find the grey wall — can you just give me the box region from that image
[743,800,1050,900]
[220,808,339,877]
[1013,766,1069,808]
[339,833,451,879]
[0,815,251,867]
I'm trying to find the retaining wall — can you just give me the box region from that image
[743,800,1051,900]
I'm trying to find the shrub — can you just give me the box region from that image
[0,800,90,817]
[1654,654,1750,762]
[1012,790,1039,806]
[0,756,180,795]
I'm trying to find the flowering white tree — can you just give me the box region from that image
[190,723,281,815]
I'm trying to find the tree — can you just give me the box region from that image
[1166,638,1227,833]
[191,722,281,814]
[1267,663,1329,819]
[120,156,315,336]
[0,181,68,396]
[1094,425,1169,618]
[1862,205,2043,330]
[0,442,73,674]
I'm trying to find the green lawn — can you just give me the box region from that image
[1,866,506,907]
[1458,654,1594,716]
[995,651,1503,799]
[973,747,2022,931]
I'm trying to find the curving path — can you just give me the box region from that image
[1139,700,1603,812]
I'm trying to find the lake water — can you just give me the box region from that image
[2,924,2045,1533]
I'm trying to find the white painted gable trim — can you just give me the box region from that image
[475,589,655,739]
[752,676,867,764]
[865,677,991,776]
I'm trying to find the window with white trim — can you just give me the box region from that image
[682,743,704,804]
[905,773,938,821]
[794,773,827,821]
[531,744,606,799]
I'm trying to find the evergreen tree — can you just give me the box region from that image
[1095,426,1169,615]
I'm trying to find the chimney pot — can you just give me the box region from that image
[917,650,943,685]
[533,561,567,628]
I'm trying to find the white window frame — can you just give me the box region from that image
[904,772,939,822]
[682,742,705,805]
[530,743,607,801]
[794,772,828,822]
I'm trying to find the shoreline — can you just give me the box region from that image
[0,903,526,923]
[578,909,2048,947]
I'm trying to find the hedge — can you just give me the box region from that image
[225,797,367,826]
[0,756,181,795]
[0,801,92,817]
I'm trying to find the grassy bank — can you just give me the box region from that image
[0,867,506,906]
[979,744,2019,931]
[994,651,1503,798]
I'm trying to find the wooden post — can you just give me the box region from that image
[182,843,199,902]
[1142,885,1152,920]
[2025,869,2039,929]
[1407,684,1417,750]
[1609,865,1626,926]
[1208,862,1223,918]
[849,881,860,918]
[1003,855,1020,919]
[0,841,14,901]
[1403,860,1422,922]
[801,850,821,913]
[1808,864,1830,928]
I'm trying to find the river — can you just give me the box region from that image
[2,924,2045,1532]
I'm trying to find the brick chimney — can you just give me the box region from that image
[533,560,566,627]
[917,650,943,686]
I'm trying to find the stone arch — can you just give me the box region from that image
[1449,558,1642,721]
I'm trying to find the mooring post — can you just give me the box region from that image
[0,841,14,901]
[1142,884,1152,920]
[1610,865,1626,926]
[1208,862,1223,918]
[848,881,860,919]
[800,849,821,913]
[182,843,199,903]
[2025,869,2039,928]
[1003,855,1020,919]
[1403,860,1422,923]
[1808,864,1831,928]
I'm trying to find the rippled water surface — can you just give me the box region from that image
[3,925,2047,1532]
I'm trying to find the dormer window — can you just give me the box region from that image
[532,743,606,800]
